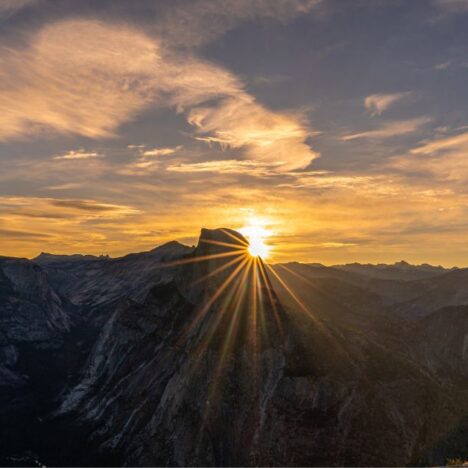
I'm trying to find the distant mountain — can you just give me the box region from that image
[333,260,455,281]
[34,252,110,265]
[36,241,192,326]
[0,231,467,466]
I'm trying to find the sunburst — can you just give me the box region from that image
[156,223,330,381]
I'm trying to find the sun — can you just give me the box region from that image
[240,221,272,259]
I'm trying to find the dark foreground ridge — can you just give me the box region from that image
[0,228,467,466]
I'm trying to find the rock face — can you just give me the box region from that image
[36,241,192,309]
[0,257,70,389]
[0,257,73,465]
[0,229,467,466]
[58,228,288,466]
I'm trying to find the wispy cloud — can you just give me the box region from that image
[53,150,102,160]
[43,183,82,191]
[0,195,140,256]
[153,0,322,47]
[410,131,468,155]
[0,196,139,217]
[0,18,317,172]
[390,131,468,183]
[0,20,159,141]
[0,0,38,16]
[187,97,318,170]
[142,146,182,157]
[434,61,452,70]
[364,92,410,116]
[434,0,468,13]
[166,159,277,174]
[341,117,431,141]
[0,228,51,240]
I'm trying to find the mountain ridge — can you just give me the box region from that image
[0,228,467,466]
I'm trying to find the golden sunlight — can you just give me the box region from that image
[240,220,272,259]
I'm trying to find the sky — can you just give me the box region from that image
[0,0,467,266]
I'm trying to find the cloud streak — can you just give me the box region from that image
[166,159,277,174]
[0,18,317,171]
[341,117,431,141]
[153,0,322,47]
[364,92,410,116]
[142,146,182,157]
[53,150,102,160]
[0,20,161,141]
[390,131,468,182]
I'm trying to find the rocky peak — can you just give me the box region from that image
[196,227,249,255]
[175,228,251,301]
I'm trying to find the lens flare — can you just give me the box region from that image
[240,221,271,259]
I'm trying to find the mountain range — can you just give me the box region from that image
[0,228,467,466]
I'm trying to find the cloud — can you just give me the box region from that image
[277,172,385,192]
[0,196,139,218]
[410,131,468,155]
[142,146,182,157]
[50,199,137,213]
[317,242,358,248]
[341,117,431,141]
[0,19,317,171]
[153,0,322,47]
[0,0,38,16]
[434,0,468,13]
[43,183,82,191]
[0,228,50,240]
[364,92,410,116]
[0,20,160,141]
[53,150,102,160]
[434,61,452,70]
[186,96,318,170]
[0,195,141,256]
[389,131,468,183]
[166,159,277,174]
[0,196,140,227]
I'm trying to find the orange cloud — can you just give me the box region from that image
[0,18,317,172]
[391,130,468,182]
[0,20,160,141]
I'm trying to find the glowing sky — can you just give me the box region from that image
[0,0,467,265]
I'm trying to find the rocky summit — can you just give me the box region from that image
[0,229,467,466]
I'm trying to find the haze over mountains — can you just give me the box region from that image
[0,228,467,466]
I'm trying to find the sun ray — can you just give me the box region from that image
[214,257,253,367]
[220,228,250,247]
[177,254,251,346]
[264,263,319,324]
[198,238,248,251]
[257,260,284,337]
[190,256,255,449]
[276,263,355,310]
[267,264,348,351]
[186,266,245,383]
[191,252,247,286]
[255,259,269,348]
[201,258,254,408]
[161,249,245,268]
